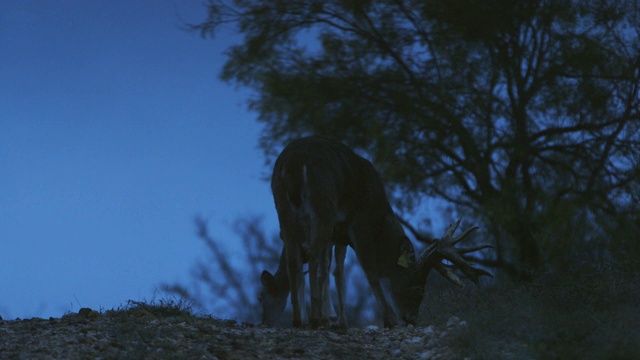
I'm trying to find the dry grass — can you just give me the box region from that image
[419,266,640,359]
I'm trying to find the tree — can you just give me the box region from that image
[193,0,640,278]
[161,216,274,323]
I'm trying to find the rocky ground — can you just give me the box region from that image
[0,307,469,360]
[5,266,637,360]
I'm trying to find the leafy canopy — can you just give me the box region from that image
[194,0,640,278]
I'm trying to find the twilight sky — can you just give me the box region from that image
[0,0,280,319]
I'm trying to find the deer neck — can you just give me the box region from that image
[273,247,291,293]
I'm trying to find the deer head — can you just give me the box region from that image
[259,248,290,326]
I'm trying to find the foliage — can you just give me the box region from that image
[423,266,640,359]
[193,0,640,279]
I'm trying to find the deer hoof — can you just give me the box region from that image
[310,317,330,329]
[383,314,402,328]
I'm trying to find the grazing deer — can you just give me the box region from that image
[264,136,491,328]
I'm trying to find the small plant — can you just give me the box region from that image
[107,296,196,319]
[100,296,200,358]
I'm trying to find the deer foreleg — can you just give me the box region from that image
[369,277,401,328]
[356,250,401,327]
[308,252,322,327]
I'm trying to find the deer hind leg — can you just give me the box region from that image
[322,246,337,322]
[284,233,305,327]
[308,252,321,328]
[308,247,333,328]
[308,225,333,328]
[333,244,348,328]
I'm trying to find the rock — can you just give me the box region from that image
[446,316,461,327]
[364,325,380,334]
[421,325,435,336]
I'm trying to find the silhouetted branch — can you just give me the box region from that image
[396,215,434,245]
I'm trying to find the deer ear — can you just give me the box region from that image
[261,271,278,296]
[397,237,416,268]
[397,251,410,268]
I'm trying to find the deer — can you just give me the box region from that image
[263,136,491,328]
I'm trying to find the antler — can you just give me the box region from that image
[417,218,493,287]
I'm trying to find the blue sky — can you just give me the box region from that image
[0,0,279,319]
